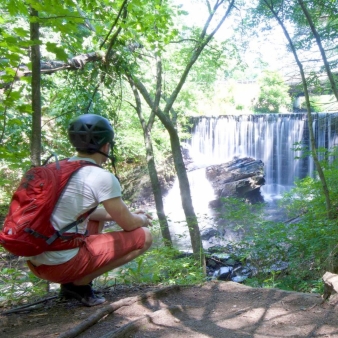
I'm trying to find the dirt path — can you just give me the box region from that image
[1,281,338,338]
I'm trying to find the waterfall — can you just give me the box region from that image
[163,112,338,249]
[164,167,216,247]
[188,113,338,199]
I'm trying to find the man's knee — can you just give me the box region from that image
[142,227,152,250]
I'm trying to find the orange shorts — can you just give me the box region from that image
[27,228,146,284]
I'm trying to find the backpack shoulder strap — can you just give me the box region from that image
[45,206,97,245]
[44,158,101,245]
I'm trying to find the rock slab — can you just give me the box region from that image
[206,157,265,199]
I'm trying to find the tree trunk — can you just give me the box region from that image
[128,77,172,246]
[132,77,204,266]
[150,54,173,246]
[298,0,338,102]
[263,0,332,218]
[146,135,173,247]
[30,6,41,166]
[168,128,204,265]
[130,0,235,268]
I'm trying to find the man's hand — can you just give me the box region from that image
[102,197,153,231]
[134,210,153,227]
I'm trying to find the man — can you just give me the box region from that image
[27,114,152,307]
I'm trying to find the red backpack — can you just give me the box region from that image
[0,156,98,257]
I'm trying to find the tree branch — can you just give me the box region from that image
[100,0,129,50]
[1,296,58,315]
[164,0,235,115]
[75,0,96,32]
[127,75,148,130]
[0,52,105,89]
[298,0,338,102]
[170,38,201,44]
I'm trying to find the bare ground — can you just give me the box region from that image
[1,281,338,338]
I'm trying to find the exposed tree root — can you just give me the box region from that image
[101,305,188,338]
[57,285,180,338]
[1,296,58,315]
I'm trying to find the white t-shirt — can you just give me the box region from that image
[28,157,121,266]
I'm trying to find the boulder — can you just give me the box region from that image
[206,157,265,201]
[200,228,220,240]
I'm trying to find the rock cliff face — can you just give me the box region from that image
[120,153,265,208]
[206,157,265,203]
[120,157,176,208]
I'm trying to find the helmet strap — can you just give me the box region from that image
[96,150,120,181]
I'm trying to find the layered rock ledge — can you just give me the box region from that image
[206,157,265,203]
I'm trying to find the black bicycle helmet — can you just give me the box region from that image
[68,114,114,153]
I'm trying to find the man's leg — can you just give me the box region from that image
[72,227,152,285]
[59,227,152,306]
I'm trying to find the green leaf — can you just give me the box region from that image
[8,118,24,126]
[4,36,17,45]
[13,27,28,38]
[17,104,32,113]
[46,42,68,61]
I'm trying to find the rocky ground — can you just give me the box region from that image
[1,281,338,338]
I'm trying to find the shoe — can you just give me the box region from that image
[59,283,106,307]
[89,281,102,295]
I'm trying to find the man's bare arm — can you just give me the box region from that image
[102,197,151,231]
[89,206,114,221]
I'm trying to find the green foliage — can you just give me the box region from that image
[0,162,22,204]
[218,197,264,234]
[0,0,180,182]
[253,0,338,113]
[245,272,324,294]
[112,246,204,286]
[297,95,337,112]
[0,245,204,306]
[0,247,48,306]
[254,70,292,113]
[218,156,338,294]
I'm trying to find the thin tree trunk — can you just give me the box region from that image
[298,0,338,102]
[168,128,203,263]
[132,77,204,266]
[130,0,235,267]
[128,76,172,246]
[150,52,172,246]
[159,0,235,265]
[263,0,332,218]
[30,6,41,166]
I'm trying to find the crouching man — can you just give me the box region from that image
[27,114,152,306]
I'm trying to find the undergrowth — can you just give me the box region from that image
[100,246,204,287]
[219,195,330,294]
[219,153,338,295]
[0,249,49,307]
[0,244,205,308]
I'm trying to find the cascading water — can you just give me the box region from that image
[163,167,217,247]
[164,113,338,248]
[188,113,338,198]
